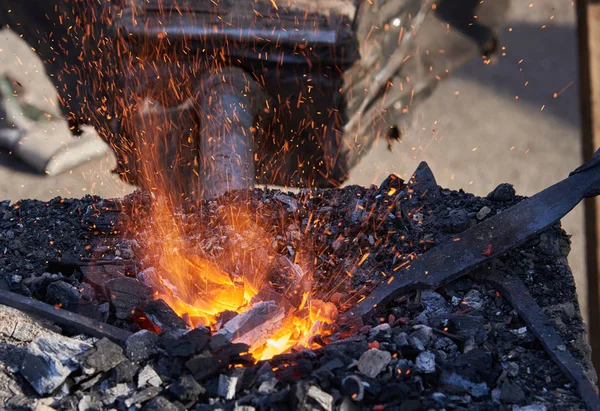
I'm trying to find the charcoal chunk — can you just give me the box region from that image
[358,349,391,378]
[186,355,228,382]
[45,280,81,311]
[82,337,126,373]
[407,162,441,202]
[161,327,210,357]
[124,387,161,407]
[143,299,189,331]
[487,183,516,202]
[168,374,206,403]
[105,277,152,320]
[125,330,158,362]
[142,396,181,411]
[440,371,489,398]
[113,360,140,383]
[138,364,162,388]
[378,174,405,197]
[500,381,525,404]
[20,335,91,395]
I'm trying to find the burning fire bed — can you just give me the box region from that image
[0,161,598,411]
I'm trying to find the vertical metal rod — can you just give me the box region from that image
[576,0,600,384]
[196,67,264,200]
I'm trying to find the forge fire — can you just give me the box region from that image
[0,0,598,409]
[0,164,598,410]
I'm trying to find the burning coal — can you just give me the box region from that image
[133,195,338,360]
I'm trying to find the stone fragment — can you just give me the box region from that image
[20,335,92,395]
[105,277,152,320]
[138,365,162,388]
[358,349,391,378]
[218,374,239,400]
[168,375,206,403]
[415,351,436,374]
[125,330,158,362]
[141,396,180,411]
[81,338,126,373]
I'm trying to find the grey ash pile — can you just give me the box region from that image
[0,163,596,410]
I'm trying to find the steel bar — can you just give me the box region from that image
[576,0,600,386]
[485,272,600,411]
[0,289,132,344]
[342,147,600,323]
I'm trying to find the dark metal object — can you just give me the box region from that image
[113,0,508,191]
[197,67,263,199]
[343,147,600,323]
[0,289,132,344]
[485,272,600,411]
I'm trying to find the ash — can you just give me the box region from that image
[0,165,596,410]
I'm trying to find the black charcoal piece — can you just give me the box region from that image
[141,396,182,411]
[45,280,81,311]
[113,360,140,383]
[142,299,189,331]
[124,387,161,407]
[168,374,206,403]
[105,277,152,320]
[487,183,516,202]
[407,162,441,202]
[125,330,158,362]
[82,337,126,373]
[161,327,210,357]
[185,355,228,382]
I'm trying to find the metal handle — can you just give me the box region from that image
[195,67,265,200]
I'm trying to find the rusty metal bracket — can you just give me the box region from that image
[485,272,600,411]
[0,289,132,344]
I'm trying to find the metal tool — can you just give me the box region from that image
[342,148,600,323]
[0,289,132,343]
[485,272,600,411]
